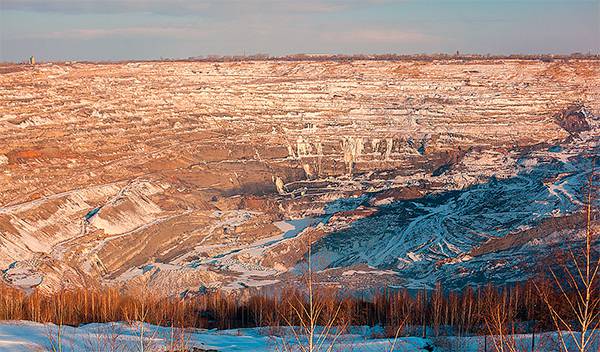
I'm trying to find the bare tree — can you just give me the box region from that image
[275,231,347,352]
[483,287,521,352]
[537,159,599,352]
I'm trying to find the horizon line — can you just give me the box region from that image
[4,52,600,64]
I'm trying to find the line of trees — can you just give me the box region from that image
[182,53,600,62]
[0,278,588,336]
[40,52,600,65]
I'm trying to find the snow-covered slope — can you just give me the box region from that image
[311,133,599,288]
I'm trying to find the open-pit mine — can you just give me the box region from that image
[1,59,598,294]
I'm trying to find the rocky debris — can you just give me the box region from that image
[554,104,592,134]
[469,211,592,257]
[0,59,598,293]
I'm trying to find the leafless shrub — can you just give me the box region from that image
[81,322,127,352]
[274,234,347,352]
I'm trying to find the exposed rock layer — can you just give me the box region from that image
[0,59,598,293]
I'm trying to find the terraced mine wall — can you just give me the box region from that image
[0,59,598,294]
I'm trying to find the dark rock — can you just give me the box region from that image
[554,105,591,134]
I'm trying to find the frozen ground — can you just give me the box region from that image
[0,321,597,351]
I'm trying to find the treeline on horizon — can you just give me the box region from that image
[0,278,591,337]
[5,52,600,65]
[182,52,600,62]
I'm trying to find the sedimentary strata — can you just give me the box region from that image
[0,59,598,293]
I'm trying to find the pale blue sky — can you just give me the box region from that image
[1,0,598,62]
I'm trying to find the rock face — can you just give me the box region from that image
[0,59,599,293]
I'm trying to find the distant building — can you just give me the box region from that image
[29,56,35,65]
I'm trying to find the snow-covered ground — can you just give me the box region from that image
[310,141,600,289]
[0,321,597,351]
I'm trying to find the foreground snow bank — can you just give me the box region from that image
[0,321,597,351]
[0,321,427,352]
